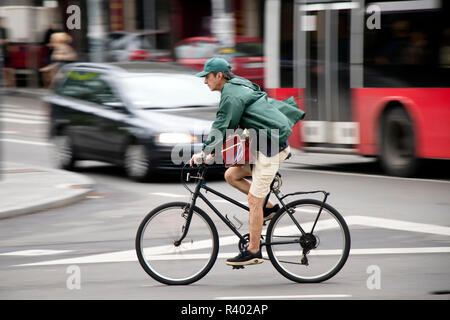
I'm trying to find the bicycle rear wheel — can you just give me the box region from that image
[135,202,219,285]
[266,199,350,283]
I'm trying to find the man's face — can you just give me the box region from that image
[204,72,223,91]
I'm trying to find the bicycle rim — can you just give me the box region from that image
[267,199,350,283]
[136,203,218,285]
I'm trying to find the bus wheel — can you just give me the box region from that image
[380,107,418,177]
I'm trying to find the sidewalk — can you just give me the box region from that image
[0,162,95,219]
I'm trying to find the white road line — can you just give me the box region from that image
[0,249,72,256]
[149,192,187,198]
[86,195,106,199]
[1,105,45,116]
[1,118,46,124]
[12,215,450,267]
[1,112,46,120]
[13,247,450,267]
[215,294,352,300]
[347,216,450,236]
[0,138,51,146]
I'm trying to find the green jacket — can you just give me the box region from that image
[202,76,306,155]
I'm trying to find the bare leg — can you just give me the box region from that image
[247,192,265,253]
[224,166,275,208]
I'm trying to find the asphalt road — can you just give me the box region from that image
[1,95,449,300]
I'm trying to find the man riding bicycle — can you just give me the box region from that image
[190,57,305,266]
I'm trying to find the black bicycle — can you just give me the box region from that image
[135,162,351,285]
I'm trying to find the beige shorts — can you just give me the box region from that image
[243,146,291,198]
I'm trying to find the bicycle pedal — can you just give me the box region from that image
[232,265,245,270]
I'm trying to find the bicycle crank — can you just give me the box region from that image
[238,233,264,251]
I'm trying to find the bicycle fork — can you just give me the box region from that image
[174,182,202,247]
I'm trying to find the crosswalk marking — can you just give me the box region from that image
[1,112,46,120]
[1,104,46,116]
[0,138,51,146]
[1,104,47,124]
[1,117,46,124]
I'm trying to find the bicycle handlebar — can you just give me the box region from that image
[181,162,210,194]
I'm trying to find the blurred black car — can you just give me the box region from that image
[45,61,221,181]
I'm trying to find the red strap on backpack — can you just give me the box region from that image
[221,134,253,167]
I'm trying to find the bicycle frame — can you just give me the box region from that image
[177,164,330,248]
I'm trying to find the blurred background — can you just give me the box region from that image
[1,1,449,300]
[0,0,449,177]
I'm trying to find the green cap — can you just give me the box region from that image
[195,57,231,77]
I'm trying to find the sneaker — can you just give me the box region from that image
[226,249,264,266]
[263,204,279,221]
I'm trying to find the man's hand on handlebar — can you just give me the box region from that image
[189,152,215,167]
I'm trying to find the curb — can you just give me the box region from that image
[0,164,95,219]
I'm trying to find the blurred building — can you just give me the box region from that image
[0,0,264,87]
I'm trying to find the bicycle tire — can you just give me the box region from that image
[266,199,350,283]
[136,202,219,285]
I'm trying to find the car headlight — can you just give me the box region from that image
[157,133,198,144]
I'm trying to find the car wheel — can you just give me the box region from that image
[51,133,76,170]
[124,144,153,181]
[379,107,418,177]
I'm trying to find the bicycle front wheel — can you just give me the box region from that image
[266,199,350,283]
[135,202,219,285]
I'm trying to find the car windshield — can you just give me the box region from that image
[175,41,220,59]
[234,41,263,57]
[120,74,220,109]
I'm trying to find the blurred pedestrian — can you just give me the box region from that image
[43,23,61,65]
[40,32,77,87]
[190,57,305,267]
[0,17,15,88]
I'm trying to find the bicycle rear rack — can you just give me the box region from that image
[273,188,330,236]
[281,190,330,202]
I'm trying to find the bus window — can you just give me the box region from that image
[364,2,450,87]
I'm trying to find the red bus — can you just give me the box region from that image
[265,0,450,176]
